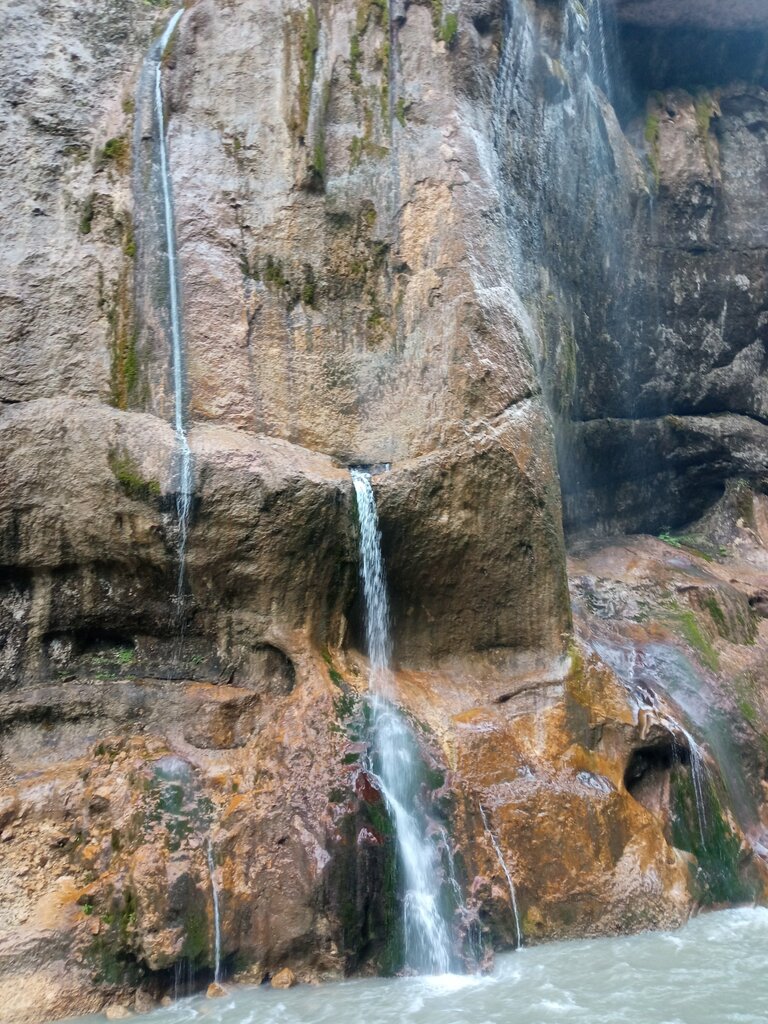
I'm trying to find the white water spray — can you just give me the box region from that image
[207,840,222,984]
[154,9,193,603]
[351,469,452,975]
[479,804,522,950]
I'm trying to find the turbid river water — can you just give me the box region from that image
[57,907,768,1024]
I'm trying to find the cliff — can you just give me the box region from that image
[0,0,767,1019]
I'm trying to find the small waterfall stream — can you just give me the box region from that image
[351,469,453,975]
[674,724,709,845]
[150,9,193,604]
[479,804,522,950]
[625,646,710,845]
[207,840,223,984]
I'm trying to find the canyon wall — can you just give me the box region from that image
[1,0,767,1020]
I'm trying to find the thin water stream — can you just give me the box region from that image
[135,9,192,604]
[207,840,222,985]
[54,908,768,1024]
[479,804,522,950]
[155,11,193,606]
[593,639,711,844]
[351,469,452,975]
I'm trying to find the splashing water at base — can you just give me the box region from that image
[54,908,768,1024]
[351,469,452,975]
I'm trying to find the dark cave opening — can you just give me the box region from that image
[624,739,690,816]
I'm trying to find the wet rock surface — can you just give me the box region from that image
[0,0,767,1020]
[569,488,768,888]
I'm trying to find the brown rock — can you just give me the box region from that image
[206,983,227,999]
[1,0,767,1019]
[134,990,156,1014]
[270,968,297,990]
[105,1006,133,1021]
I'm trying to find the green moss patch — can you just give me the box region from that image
[108,449,161,503]
[298,6,320,136]
[671,767,758,905]
[97,136,130,174]
[79,194,95,235]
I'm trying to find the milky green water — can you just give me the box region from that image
[57,908,768,1024]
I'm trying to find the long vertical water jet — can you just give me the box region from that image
[479,804,522,950]
[149,9,193,608]
[351,469,453,975]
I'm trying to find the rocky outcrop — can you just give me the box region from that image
[612,1,768,97]
[563,413,768,535]
[0,0,161,408]
[569,486,768,896]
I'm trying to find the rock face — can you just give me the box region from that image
[569,488,768,901]
[0,0,158,408]
[1,0,767,1021]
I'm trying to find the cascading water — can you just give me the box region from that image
[625,648,709,844]
[351,469,453,975]
[207,840,222,984]
[479,804,522,950]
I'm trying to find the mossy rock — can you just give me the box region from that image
[108,449,161,503]
[670,766,759,905]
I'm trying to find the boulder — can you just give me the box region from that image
[270,968,297,990]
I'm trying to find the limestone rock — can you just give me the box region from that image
[0,0,767,1019]
[0,0,162,407]
[206,982,227,999]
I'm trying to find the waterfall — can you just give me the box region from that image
[207,840,222,984]
[676,726,709,846]
[152,9,193,605]
[589,0,611,98]
[351,469,453,975]
[479,804,522,950]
